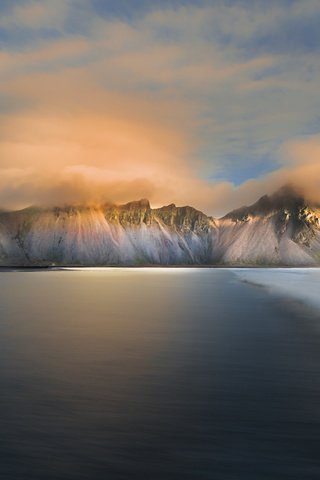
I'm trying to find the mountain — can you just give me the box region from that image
[1,187,320,266]
[0,200,214,266]
[216,186,320,265]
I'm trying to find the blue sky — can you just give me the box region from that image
[0,0,320,214]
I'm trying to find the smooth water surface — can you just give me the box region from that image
[0,268,320,479]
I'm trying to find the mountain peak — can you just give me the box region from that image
[1,186,320,266]
[223,185,306,221]
[121,199,151,210]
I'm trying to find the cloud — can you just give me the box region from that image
[0,0,69,30]
[1,133,320,218]
[1,1,320,215]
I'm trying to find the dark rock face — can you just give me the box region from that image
[103,200,213,233]
[223,185,306,221]
[153,204,212,234]
[0,187,320,266]
[104,199,152,226]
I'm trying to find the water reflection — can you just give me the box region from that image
[0,269,320,479]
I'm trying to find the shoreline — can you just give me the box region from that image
[0,264,319,271]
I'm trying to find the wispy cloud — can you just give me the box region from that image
[1,0,320,214]
[0,0,69,30]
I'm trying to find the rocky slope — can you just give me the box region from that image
[0,187,320,266]
[0,200,215,266]
[213,188,320,265]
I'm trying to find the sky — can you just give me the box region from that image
[1,0,320,216]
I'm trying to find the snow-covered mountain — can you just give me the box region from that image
[1,187,320,266]
[214,188,320,265]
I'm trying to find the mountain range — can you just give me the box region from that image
[1,186,320,266]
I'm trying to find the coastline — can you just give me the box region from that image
[1,264,319,271]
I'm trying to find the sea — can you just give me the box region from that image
[0,267,320,479]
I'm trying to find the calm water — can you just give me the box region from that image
[0,268,320,479]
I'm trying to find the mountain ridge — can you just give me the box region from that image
[1,187,320,266]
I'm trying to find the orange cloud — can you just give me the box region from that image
[1,131,320,216]
[1,2,320,216]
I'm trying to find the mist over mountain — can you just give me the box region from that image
[1,186,320,266]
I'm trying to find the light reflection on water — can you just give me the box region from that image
[0,268,320,479]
